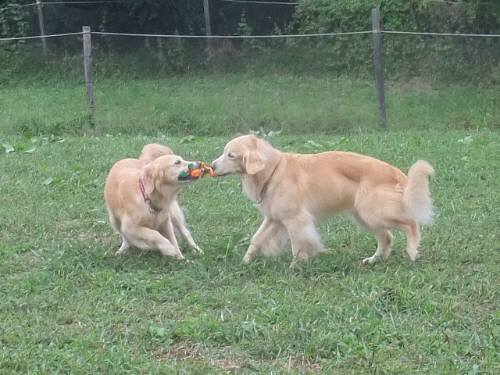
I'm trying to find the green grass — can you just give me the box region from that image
[1,130,498,373]
[1,74,499,136]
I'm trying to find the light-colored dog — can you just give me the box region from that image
[104,144,202,258]
[212,135,434,267]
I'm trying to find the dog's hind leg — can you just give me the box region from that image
[107,209,130,255]
[398,220,421,261]
[116,235,130,256]
[122,221,184,259]
[362,229,393,264]
[353,189,399,264]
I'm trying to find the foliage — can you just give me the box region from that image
[293,0,500,34]
[0,2,30,55]
[291,0,500,80]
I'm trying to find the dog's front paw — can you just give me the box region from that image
[193,246,204,255]
[407,251,419,262]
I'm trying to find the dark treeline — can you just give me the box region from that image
[0,0,295,36]
[1,1,499,82]
[1,0,499,38]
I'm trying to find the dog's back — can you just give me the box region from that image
[104,159,143,232]
[139,144,173,163]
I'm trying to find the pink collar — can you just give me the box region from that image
[139,177,161,212]
[139,177,149,204]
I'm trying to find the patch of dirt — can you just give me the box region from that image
[284,356,321,373]
[390,78,433,93]
[153,342,241,371]
[154,342,201,361]
[112,324,132,335]
[214,358,240,371]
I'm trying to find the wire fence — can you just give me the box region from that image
[1,3,500,135]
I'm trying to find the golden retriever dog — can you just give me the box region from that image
[211,135,434,267]
[104,144,202,258]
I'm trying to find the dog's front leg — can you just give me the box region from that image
[243,218,272,264]
[243,218,287,264]
[170,201,203,254]
[160,216,181,255]
[283,213,323,268]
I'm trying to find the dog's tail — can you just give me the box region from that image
[404,160,435,224]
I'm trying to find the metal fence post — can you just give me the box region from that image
[82,26,95,120]
[372,7,387,128]
[35,0,48,57]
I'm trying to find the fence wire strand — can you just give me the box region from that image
[0,31,83,41]
[2,29,500,42]
[90,30,373,39]
[1,0,122,7]
[384,30,500,38]
[221,0,298,4]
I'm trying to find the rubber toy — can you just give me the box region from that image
[179,162,216,180]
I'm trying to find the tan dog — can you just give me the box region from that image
[212,135,434,267]
[104,144,202,258]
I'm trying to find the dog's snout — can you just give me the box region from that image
[211,161,218,170]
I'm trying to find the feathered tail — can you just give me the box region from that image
[404,160,435,224]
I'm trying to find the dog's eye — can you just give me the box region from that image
[227,152,235,158]
[175,160,181,165]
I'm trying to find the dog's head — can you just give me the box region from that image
[142,154,197,194]
[139,143,174,163]
[211,135,271,176]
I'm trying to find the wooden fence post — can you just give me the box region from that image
[35,0,48,58]
[203,0,214,50]
[371,7,387,128]
[82,26,95,120]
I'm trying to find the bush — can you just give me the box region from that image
[291,0,500,81]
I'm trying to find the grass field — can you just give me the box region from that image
[1,74,499,136]
[1,128,499,373]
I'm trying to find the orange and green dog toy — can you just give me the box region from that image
[179,162,216,180]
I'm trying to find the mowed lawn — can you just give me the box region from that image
[1,75,499,136]
[0,130,498,373]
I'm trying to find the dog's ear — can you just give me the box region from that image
[243,145,266,175]
[142,164,158,195]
